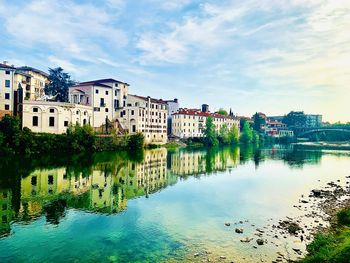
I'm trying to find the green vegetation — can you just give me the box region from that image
[300,207,350,263]
[252,112,266,132]
[204,116,219,147]
[283,111,307,127]
[45,67,76,102]
[0,116,144,156]
[217,108,228,116]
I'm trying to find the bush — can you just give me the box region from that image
[337,208,350,226]
[127,133,144,150]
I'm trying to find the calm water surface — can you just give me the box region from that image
[0,145,350,262]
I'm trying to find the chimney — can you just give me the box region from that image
[201,104,209,113]
[174,98,178,103]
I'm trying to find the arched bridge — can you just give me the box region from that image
[296,127,350,137]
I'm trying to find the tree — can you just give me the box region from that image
[204,116,219,147]
[228,125,239,144]
[219,124,230,145]
[217,108,228,116]
[240,122,253,144]
[45,67,76,102]
[252,112,266,132]
[283,111,307,127]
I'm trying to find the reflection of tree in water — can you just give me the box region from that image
[281,147,322,168]
[44,199,67,225]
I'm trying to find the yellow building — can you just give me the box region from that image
[14,66,49,100]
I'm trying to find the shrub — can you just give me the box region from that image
[337,208,350,226]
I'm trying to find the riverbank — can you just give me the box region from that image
[294,141,350,151]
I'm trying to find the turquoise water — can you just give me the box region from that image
[0,146,350,262]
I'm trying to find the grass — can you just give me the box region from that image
[300,207,350,263]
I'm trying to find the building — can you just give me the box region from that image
[0,62,16,118]
[15,66,49,100]
[22,100,93,134]
[69,78,129,128]
[165,98,179,135]
[306,114,322,127]
[172,105,240,139]
[116,95,168,144]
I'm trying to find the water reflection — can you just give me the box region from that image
[0,145,328,238]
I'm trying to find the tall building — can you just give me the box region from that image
[14,66,49,100]
[165,98,179,136]
[305,114,322,127]
[69,78,129,128]
[116,95,168,144]
[172,105,240,139]
[0,62,15,118]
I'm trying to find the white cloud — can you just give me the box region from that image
[3,0,127,62]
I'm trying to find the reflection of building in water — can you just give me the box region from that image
[171,148,240,176]
[115,148,177,200]
[0,189,13,236]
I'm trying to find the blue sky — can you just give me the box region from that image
[0,0,349,122]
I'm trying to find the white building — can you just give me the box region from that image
[116,95,168,144]
[0,62,16,118]
[22,100,93,134]
[165,98,179,135]
[172,106,240,139]
[69,78,129,128]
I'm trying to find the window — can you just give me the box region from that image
[32,116,38,126]
[49,108,55,113]
[131,110,134,115]
[100,98,105,106]
[49,116,55,127]
[76,110,79,115]
[95,89,99,94]
[33,107,38,112]
[132,125,136,132]
[5,80,10,87]
[94,107,100,112]
[64,121,69,127]
[86,97,89,104]
[4,104,9,110]
[5,93,10,100]
[31,176,37,186]
[5,70,10,75]
[105,108,109,112]
[105,90,108,95]
[48,175,54,185]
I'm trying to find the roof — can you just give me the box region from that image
[0,63,16,70]
[73,82,112,88]
[78,78,129,86]
[14,70,32,77]
[173,108,235,119]
[16,66,49,77]
[130,94,167,105]
[70,89,86,94]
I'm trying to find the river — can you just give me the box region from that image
[0,145,350,262]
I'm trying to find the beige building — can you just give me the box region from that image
[69,78,129,128]
[22,100,93,134]
[172,106,240,139]
[117,95,168,144]
[15,66,49,100]
[0,62,16,118]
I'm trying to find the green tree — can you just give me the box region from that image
[219,124,230,145]
[217,108,228,116]
[204,116,219,147]
[283,111,307,127]
[228,125,239,144]
[240,122,253,144]
[252,112,266,132]
[45,67,76,102]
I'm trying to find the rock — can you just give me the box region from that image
[293,248,302,255]
[240,237,253,243]
[301,200,309,203]
[256,228,265,233]
[256,239,265,245]
[235,228,244,234]
[225,222,231,226]
[194,253,200,257]
[220,256,226,259]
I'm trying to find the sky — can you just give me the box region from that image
[0,0,349,122]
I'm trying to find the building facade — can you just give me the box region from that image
[15,66,49,100]
[69,78,129,128]
[0,63,15,118]
[305,114,322,127]
[166,98,179,136]
[172,106,240,139]
[22,100,93,134]
[116,95,168,144]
